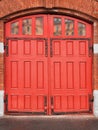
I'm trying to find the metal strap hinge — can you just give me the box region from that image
[88,44,93,57]
[89,94,93,112]
[45,39,48,57]
[4,45,8,56]
[89,95,94,102]
[89,46,93,52]
[4,94,8,104]
[4,94,8,112]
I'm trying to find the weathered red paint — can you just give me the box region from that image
[5,15,92,115]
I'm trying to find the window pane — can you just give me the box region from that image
[65,19,74,36]
[54,18,62,36]
[78,23,86,36]
[11,22,19,35]
[36,17,43,35]
[22,19,32,35]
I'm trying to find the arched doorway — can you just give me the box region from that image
[5,14,92,115]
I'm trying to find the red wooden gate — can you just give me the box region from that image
[5,15,93,115]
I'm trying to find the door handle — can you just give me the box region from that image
[45,39,48,57]
[51,96,54,114]
[50,39,53,57]
[44,96,47,114]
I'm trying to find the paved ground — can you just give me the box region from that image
[0,114,98,130]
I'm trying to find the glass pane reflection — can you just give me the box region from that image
[54,18,62,36]
[11,22,19,35]
[22,19,32,35]
[78,22,86,36]
[65,19,74,36]
[36,17,43,35]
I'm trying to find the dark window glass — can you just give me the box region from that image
[54,18,62,36]
[36,17,43,35]
[11,22,19,35]
[65,19,74,36]
[22,19,32,35]
[78,22,86,36]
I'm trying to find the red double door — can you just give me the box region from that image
[5,15,92,115]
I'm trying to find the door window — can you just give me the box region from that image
[11,22,19,35]
[53,18,62,36]
[22,19,32,35]
[36,17,43,35]
[65,19,74,36]
[78,22,86,36]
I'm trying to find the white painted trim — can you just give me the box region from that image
[0,42,4,53]
[93,90,98,117]
[0,90,4,116]
[94,44,98,54]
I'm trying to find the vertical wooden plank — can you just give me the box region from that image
[24,61,31,88]
[10,40,18,55]
[11,61,18,88]
[67,96,74,109]
[54,62,61,89]
[37,96,44,109]
[66,41,73,55]
[11,95,18,110]
[24,40,31,55]
[66,62,74,89]
[79,62,86,89]
[79,41,86,55]
[24,95,31,109]
[80,95,87,109]
[54,41,61,55]
[37,61,44,89]
[36,41,44,55]
[54,96,61,110]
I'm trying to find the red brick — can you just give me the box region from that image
[0,21,4,42]
[94,21,98,43]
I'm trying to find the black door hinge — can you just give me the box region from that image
[89,94,93,112]
[89,95,94,102]
[50,39,53,57]
[4,45,8,56]
[45,39,48,57]
[4,94,8,104]
[4,94,8,112]
[88,39,93,57]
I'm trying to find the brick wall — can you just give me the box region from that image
[0,0,98,90]
[93,19,98,90]
[94,54,98,90]
[94,21,98,43]
[0,21,4,42]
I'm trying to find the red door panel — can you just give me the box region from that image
[50,39,92,114]
[5,38,48,114]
